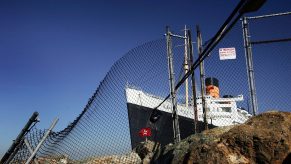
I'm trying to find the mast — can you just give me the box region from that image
[197,25,208,130]
[166,26,181,143]
[184,25,189,107]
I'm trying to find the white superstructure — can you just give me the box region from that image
[125,86,252,127]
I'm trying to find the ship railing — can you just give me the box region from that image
[210,95,244,102]
[125,84,143,91]
[126,85,169,102]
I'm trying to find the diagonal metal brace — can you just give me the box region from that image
[24,139,39,164]
[25,118,59,164]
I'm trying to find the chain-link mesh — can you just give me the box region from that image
[247,12,291,112]
[184,23,251,128]
[8,38,186,163]
[6,12,291,163]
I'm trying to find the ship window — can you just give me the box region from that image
[221,107,231,112]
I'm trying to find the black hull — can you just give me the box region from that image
[127,103,216,149]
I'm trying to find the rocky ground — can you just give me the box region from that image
[150,111,291,164]
[36,111,291,164]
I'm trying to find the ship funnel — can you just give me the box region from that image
[205,77,219,98]
[223,95,233,98]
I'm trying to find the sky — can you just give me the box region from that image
[0,0,290,158]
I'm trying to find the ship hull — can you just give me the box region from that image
[127,103,216,149]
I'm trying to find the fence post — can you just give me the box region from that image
[242,17,258,115]
[196,25,208,130]
[166,26,181,143]
[187,30,198,133]
[25,118,59,164]
[24,139,39,164]
[0,112,39,164]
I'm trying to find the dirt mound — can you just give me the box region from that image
[152,111,291,164]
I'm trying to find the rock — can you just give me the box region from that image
[59,155,69,164]
[119,152,142,164]
[152,111,291,164]
[133,140,161,164]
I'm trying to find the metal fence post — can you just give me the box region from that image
[24,139,39,164]
[25,118,59,164]
[0,112,39,164]
[197,25,208,130]
[187,29,198,133]
[166,26,181,143]
[242,17,258,115]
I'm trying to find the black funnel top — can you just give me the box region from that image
[205,77,219,87]
[223,95,234,98]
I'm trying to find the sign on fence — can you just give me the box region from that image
[219,47,236,60]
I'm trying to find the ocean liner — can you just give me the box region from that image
[125,27,252,148]
[125,78,252,148]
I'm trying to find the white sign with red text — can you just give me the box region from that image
[219,47,236,60]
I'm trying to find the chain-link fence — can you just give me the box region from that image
[247,12,291,113]
[3,11,291,164]
[5,38,185,163]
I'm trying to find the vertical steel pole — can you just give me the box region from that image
[187,29,198,133]
[197,25,208,130]
[166,26,181,143]
[242,17,258,115]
